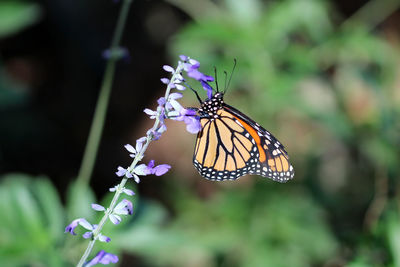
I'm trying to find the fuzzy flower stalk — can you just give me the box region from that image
[65,55,213,266]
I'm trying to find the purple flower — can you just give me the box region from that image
[157,97,166,106]
[133,163,152,176]
[201,80,214,99]
[163,65,174,72]
[65,219,80,235]
[85,250,118,267]
[179,54,189,61]
[91,204,106,212]
[83,231,93,239]
[144,108,157,119]
[185,62,214,83]
[135,137,146,153]
[109,185,135,196]
[184,116,202,134]
[109,214,122,225]
[153,164,171,176]
[143,160,171,176]
[124,144,136,158]
[98,234,111,243]
[65,218,94,235]
[160,78,169,84]
[115,166,133,178]
[114,199,133,215]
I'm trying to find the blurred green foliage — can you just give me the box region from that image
[0,1,41,38]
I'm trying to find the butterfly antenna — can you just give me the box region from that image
[183,80,202,104]
[224,58,237,94]
[214,67,219,92]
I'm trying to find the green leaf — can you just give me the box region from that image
[66,180,96,222]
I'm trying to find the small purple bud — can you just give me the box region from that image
[65,219,80,235]
[163,65,174,72]
[133,174,140,183]
[157,97,166,106]
[91,204,106,211]
[115,166,127,177]
[124,144,136,154]
[160,78,170,84]
[109,214,121,225]
[169,92,182,100]
[122,188,135,196]
[179,55,188,61]
[175,84,186,90]
[98,234,111,243]
[83,231,93,239]
[79,218,94,230]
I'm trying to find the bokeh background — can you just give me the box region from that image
[1,0,400,266]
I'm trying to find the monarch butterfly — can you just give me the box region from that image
[192,90,294,183]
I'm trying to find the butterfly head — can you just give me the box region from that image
[198,92,225,119]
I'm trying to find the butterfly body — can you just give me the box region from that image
[193,92,294,182]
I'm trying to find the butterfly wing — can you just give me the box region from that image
[193,104,294,182]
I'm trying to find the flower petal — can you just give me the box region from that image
[153,164,171,176]
[115,166,127,177]
[133,174,140,184]
[65,219,80,235]
[79,218,94,230]
[85,250,118,267]
[98,234,111,243]
[91,204,106,211]
[122,188,135,196]
[160,78,170,84]
[163,65,174,72]
[109,214,121,225]
[124,144,136,154]
[83,231,93,239]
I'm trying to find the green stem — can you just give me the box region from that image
[77,0,133,186]
[76,62,185,267]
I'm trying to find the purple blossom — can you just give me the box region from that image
[124,144,136,157]
[133,163,152,176]
[85,250,118,267]
[160,78,169,84]
[175,83,185,90]
[201,80,214,99]
[109,185,135,196]
[132,173,140,183]
[163,65,174,72]
[65,218,94,235]
[143,160,171,176]
[98,234,111,243]
[91,204,106,211]
[179,54,188,61]
[109,214,122,225]
[153,164,171,176]
[157,97,166,106]
[184,116,202,134]
[83,231,93,239]
[114,199,133,215]
[115,166,133,178]
[65,219,80,235]
[144,108,157,119]
[136,137,146,153]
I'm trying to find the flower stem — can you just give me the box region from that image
[76,62,184,266]
[77,0,133,186]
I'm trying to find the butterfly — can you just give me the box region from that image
[192,91,294,183]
